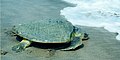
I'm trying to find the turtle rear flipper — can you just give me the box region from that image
[60,37,82,50]
[12,40,31,52]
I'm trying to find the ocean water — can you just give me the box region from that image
[1,0,70,26]
[61,0,120,40]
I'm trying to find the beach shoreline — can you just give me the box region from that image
[1,0,120,60]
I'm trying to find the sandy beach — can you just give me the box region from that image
[1,0,120,60]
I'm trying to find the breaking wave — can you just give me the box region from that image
[61,0,120,40]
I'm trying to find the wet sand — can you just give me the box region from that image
[1,0,120,60]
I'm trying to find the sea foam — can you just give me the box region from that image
[61,0,120,40]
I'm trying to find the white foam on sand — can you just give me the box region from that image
[61,0,120,40]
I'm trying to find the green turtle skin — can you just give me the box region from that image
[12,19,88,52]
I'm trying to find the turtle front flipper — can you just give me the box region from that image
[60,34,83,50]
[12,39,31,52]
[61,27,85,50]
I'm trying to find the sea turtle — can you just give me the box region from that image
[12,19,88,52]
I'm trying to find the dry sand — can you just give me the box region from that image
[1,0,120,60]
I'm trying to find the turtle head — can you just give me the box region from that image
[83,33,89,40]
[73,26,89,40]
